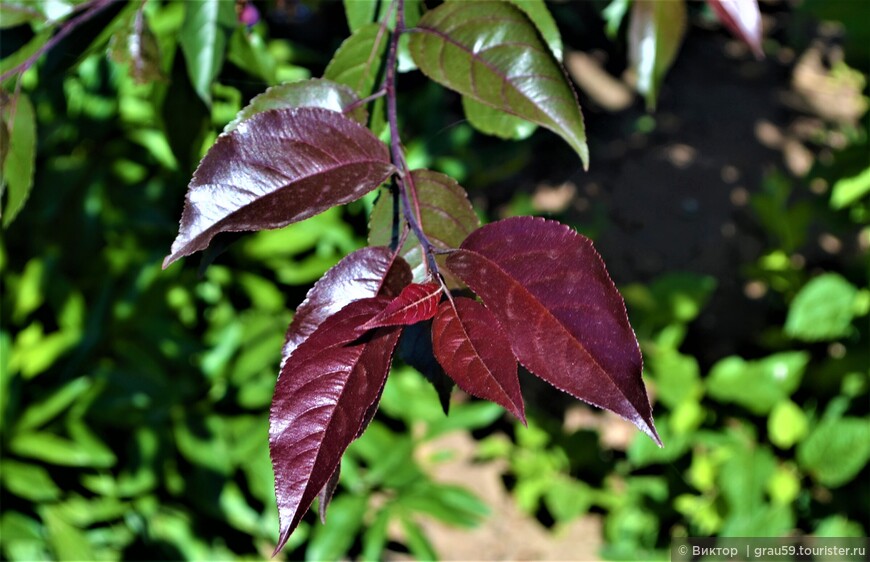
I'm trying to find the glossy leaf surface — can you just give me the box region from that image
[364,282,442,328]
[323,23,389,97]
[462,97,537,141]
[224,79,367,133]
[507,0,563,60]
[628,0,687,110]
[707,0,764,59]
[1,94,35,228]
[163,108,395,268]
[409,1,588,167]
[282,246,410,365]
[432,297,524,422]
[369,169,479,286]
[179,0,236,105]
[446,217,658,444]
[270,298,401,553]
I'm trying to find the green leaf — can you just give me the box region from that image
[398,482,489,528]
[462,96,537,141]
[785,273,859,341]
[16,376,91,431]
[40,505,95,561]
[0,460,61,502]
[361,507,391,561]
[544,478,593,522]
[227,26,276,84]
[627,0,687,109]
[706,352,809,414]
[224,79,366,133]
[305,494,367,562]
[9,431,115,468]
[400,515,438,561]
[179,0,236,105]
[0,3,45,28]
[323,22,389,97]
[409,0,589,167]
[603,0,631,38]
[798,416,870,487]
[1,511,48,561]
[830,166,870,209]
[649,349,702,409]
[344,0,381,32]
[368,169,479,286]
[1,94,36,227]
[767,400,809,449]
[506,0,563,60]
[0,30,50,87]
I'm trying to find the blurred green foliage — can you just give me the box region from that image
[1,0,868,561]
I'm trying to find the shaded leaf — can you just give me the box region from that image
[397,320,454,414]
[306,493,368,562]
[1,94,36,227]
[179,0,237,105]
[317,466,341,524]
[409,1,588,167]
[363,282,442,328]
[270,298,401,553]
[163,108,395,268]
[369,169,479,286]
[224,78,367,134]
[446,217,658,443]
[281,246,411,364]
[628,0,687,110]
[108,7,163,84]
[323,22,389,97]
[432,297,524,422]
[228,26,276,84]
[707,0,764,59]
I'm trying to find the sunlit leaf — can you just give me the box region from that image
[323,22,389,97]
[281,246,411,364]
[369,169,479,286]
[0,2,45,28]
[628,0,687,109]
[506,0,563,60]
[446,217,658,443]
[179,0,237,105]
[1,94,36,228]
[798,417,870,488]
[462,97,537,141]
[224,78,367,133]
[707,0,764,59]
[785,273,859,341]
[364,282,442,328]
[409,1,589,167]
[830,166,870,210]
[270,298,401,553]
[432,296,524,422]
[163,108,395,268]
[706,352,808,414]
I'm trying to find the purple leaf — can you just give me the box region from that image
[363,282,442,329]
[270,297,401,553]
[282,246,411,365]
[368,169,479,288]
[317,466,340,524]
[163,107,395,268]
[432,297,525,423]
[409,1,588,167]
[224,78,367,134]
[445,217,659,444]
[627,0,687,110]
[707,0,764,59]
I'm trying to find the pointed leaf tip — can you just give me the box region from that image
[445,216,657,441]
[163,107,394,268]
[432,297,525,423]
[363,282,442,329]
[707,0,764,59]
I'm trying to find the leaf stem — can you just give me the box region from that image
[342,88,386,116]
[0,0,116,84]
[385,0,440,278]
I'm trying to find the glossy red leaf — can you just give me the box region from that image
[445,217,660,445]
[369,169,479,288]
[363,282,442,329]
[409,1,589,167]
[707,0,764,59]
[432,297,524,423]
[163,107,395,268]
[270,297,401,553]
[281,246,411,366]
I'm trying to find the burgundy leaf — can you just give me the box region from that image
[163,107,395,268]
[707,0,764,59]
[270,297,401,553]
[281,246,411,366]
[363,282,442,329]
[445,217,660,444]
[369,169,480,288]
[432,297,525,423]
[317,466,341,524]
